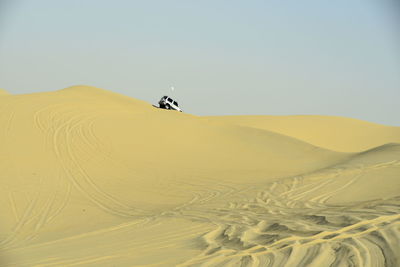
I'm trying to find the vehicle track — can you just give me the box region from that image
[35,104,152,218]
[176,162,400,267]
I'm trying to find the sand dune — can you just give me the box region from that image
[0,86,399,266]
[0,89,10,96]
[204,115,400,152]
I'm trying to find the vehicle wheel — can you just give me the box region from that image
[165,104,170,110]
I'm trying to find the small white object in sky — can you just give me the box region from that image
[170,86,175,91]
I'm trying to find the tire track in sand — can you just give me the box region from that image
[36,104,151,217]
[176,160,400,267]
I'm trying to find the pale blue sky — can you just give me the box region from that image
[0,0,399,125]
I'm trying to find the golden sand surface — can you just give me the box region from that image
[204,115,400,153]
[0,86,399,266]
[0,89,10,96]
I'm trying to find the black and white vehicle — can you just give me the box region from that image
[158,96,182,112]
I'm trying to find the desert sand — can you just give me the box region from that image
[0,85,399,266]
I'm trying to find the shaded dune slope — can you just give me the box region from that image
[0,86,399,266]
[175,144,400,266]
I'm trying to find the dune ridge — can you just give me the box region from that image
[0,89,10,96]
[205,115,400,152]
[0,86,399,266]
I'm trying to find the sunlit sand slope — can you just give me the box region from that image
[205,115,400,152]
[0,86,399,266]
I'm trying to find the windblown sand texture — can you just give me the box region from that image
[1,86,399,266]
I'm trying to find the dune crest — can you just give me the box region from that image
[0,86,399,266]
[0,89,10,95]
